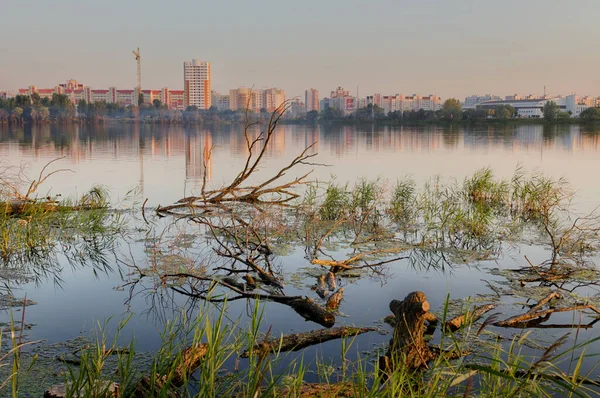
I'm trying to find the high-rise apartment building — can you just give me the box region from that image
[262,88,286,113]
[184,59,211,110]
[305,88,319,112]
[229,87,261,112]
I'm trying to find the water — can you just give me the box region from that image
[1,122,600,391]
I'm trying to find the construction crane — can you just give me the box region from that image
[132,47,141,105]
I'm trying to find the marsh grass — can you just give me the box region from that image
[2,295,596,397]
[0,185,123,272]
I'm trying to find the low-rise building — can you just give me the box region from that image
[211,91,230,111]
[477,95,587,118]
[9,80,185,109]
[464,95,502,109]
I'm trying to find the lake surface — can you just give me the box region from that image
[1,122,600,393]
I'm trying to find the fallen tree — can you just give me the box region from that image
[493,291,600,328]
[240,325,376,358]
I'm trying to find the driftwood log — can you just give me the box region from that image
[379,291,436,373]
[240,325,376,358]
[289,297,335,328]
[326,288,344,310]
[445,304,496,332]
[493,291,600,328]
[132,343,208,397]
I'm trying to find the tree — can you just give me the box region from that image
[30,92,41,107]
[306,110,319,123]
[12,107,23,123]
[463,108,489,121]
[579,107,600,122]
[153,99,162,109]
[495,104,515,120]
[320,107,344,121]
[138,93,144,107]
[543,101,560,121]
[38,106,50,122]
[15,95,31,108]
[442,99,462,121]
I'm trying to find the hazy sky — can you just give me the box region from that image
[1,0,599,100]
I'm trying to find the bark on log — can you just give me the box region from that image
[312,259,352,270]
[315,274,329,299]
[493,291,600,328]
[380,291,435,373]
[240,326,376,358]
[326,288,344,310]
[131,343,208,397]
[445,304,496,332]
[289,297,336,328]
[325,271,337,290]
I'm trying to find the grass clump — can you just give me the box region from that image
[319,179,349,221]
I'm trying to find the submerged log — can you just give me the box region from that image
[326,288,344,310]
[132,343,208,397]
[379,291,435,373]
[240,325,376,358]
[44,381,119,398]
[325,271,337,290]
[445,304,496,332]
[315,274,329,299]
[289,297,336,328]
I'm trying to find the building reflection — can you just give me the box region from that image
[2,123,600,187]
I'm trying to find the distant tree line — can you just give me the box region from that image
[0,93,76,124]
[0,94,279,125]
[298,99,600,124]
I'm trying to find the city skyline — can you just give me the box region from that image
[2,1,600,100]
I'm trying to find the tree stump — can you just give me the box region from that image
[379,291,435,374]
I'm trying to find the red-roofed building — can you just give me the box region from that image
[12,80,184,109]
[168,90,185,110]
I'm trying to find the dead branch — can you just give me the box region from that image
[464,364,600,388]
[157,101,317,210]
[445,304,496,332]
[312,248,406,271]
[162,273,335,327]
[240,325,376,358]
[494,291,600,327]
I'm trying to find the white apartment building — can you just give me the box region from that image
[211,91,230,111]
[184,59,211,110]
[464,95,502,109]
[477,95,587,118]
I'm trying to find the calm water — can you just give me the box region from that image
[1,122,600,390]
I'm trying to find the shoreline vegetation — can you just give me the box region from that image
[2,102,600,396]
[3,93,600,127]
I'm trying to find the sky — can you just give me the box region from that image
[1,0,599,101]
